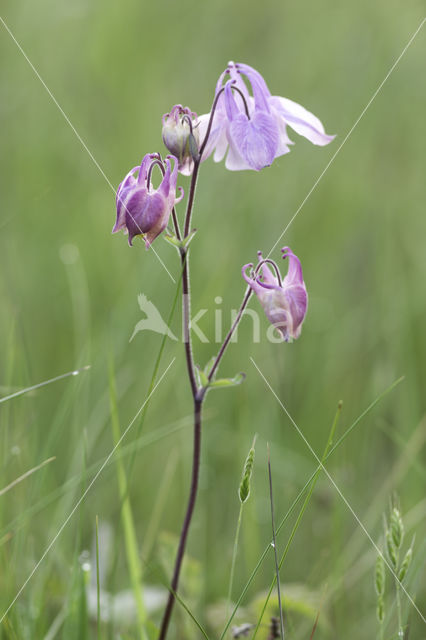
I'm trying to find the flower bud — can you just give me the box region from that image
[242,247,308,342]
[162,105,200,176]
[113,154,183,248]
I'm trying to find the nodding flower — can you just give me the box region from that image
[242,247,308,341]
[162,105,200,176]
[113,154,183,248]
[198,61,335,171]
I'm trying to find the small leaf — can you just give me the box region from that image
[163,231,182,248]
[194,366,202,389]
[164,229,197,252]
[188,133,200,162]
[195,365,208,388]
[182,228,197,249]
[203,356,217,379]
[209,372,246,389]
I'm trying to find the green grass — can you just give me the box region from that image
[1,1,425,638]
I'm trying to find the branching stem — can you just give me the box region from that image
[158,86,251,640]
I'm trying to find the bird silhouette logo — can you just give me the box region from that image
[130,294,178,342]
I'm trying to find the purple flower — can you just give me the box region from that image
[113,154,183,248]
[198,61,335,171]
[242,247,308,341]
[162,105,200,176]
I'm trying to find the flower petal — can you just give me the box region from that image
[235,63,272,100]
[256,251,280,286]
[113,181,138,233]
[197,111,228,163]
[229,111,279,171]
[285,285,308,337]
[125,191,166,246]
[271,96,335,146]
[281,247,304,286]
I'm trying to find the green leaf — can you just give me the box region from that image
[195,365,209,388]
[203,356,217,379]
[164,228,197,252]
[188,132,200,162]
[209,372,246,389]
[163,231,182,248]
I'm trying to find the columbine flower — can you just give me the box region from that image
[242,247,308,341]
[162,105,200,175]
[113,154,183,248]
[198,61,335,171]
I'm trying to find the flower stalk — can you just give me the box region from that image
[158,102,251,637]
[112,60,334,640]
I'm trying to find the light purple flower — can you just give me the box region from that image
[113,154,183,248]
[198,61,335,171]
[162,105,199,176]
[242,247,308,341]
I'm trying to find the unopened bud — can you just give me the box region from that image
[162,105,200,176]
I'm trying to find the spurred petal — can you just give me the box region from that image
[271,96,335,146]
[227,62,251,100]
[285,285,308,337]
[229,111,279,171]
[235,63,272,99]
[158,156,173,199]
[137,154,155,185]
[224,81,241,121]
[123,190,150,244]
[242,263,269,302]
[244,71,271,113]
[256,252,280,287]
[281,247,304,286]
[125,191,166,246]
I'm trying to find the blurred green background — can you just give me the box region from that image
[0,1,425,638]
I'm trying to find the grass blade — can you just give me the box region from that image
[108,362,148,640]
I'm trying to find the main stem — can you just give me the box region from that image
[158,159,202,640]
[158,398,203,640]
[158,94,251,635]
